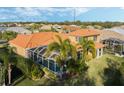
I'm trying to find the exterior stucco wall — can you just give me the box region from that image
[86,35,100,42]
[69,36,77,42]
[69,35,100,43]
[97,35,100,42]
[96,48,103,58]
[87,36,94,41]
[9,43,27,58]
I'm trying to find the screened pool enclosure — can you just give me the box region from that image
[27,46,61,74]
[102,38,124,55]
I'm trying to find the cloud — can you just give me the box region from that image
[15,7,91,17]
[0,7,91,22]
[120,7,124,10]
[75,8,90,16]
[15,8,41,16]
[43,7,91,17]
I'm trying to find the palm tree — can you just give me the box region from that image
[79,37,96,62]
[2,46,17,85]
[46,35,77,76]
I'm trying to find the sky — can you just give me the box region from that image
[0,7,124,22]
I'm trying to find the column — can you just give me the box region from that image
[101,48,103,56]
[33,52,34,61]
[48,59,49,69]
[54,63,56,72]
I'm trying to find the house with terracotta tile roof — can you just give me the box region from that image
[9,29,104,74]
[9,32,68,57]
[62,25,81,33]
[68,29,104,58]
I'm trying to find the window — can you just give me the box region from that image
[76,36,80,42]
[94,36,97,41]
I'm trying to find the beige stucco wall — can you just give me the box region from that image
[68,34,103,58]
[69,35,100,43]
[97,35,100,42]
[96,48,103,58]
[9,43,27,58]
[69,36,77,42]
[87,35,100,42]
[87,36,94,41]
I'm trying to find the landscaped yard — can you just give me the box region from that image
[15,76,55,86]
[1,47,124,86]
[14,53,124,86]
[87,54,124,85]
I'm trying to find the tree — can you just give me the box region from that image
[75,20,82,25]
[2,46,17,85]
[30,23,41,31]
[46,35,77,76]
[103,58,122,85]
[2,31,17,41]
[0,32,2,39]
[79,38,96,62]
[16,56,33,78]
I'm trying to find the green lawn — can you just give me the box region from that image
[87,54,124,85]
[15,76,55,86]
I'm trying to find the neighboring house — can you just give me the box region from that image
[9,29,104,74]
[99,30,124,56]
[52,25,63,32]
[0,27,7,32]
[0,27,31,34]
[40,25,52,31]
[0,24,6,27]
[52,25,62,29]
[62,25,80,33]
[4,27,31,34]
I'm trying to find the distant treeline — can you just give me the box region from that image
[0,21,124,28]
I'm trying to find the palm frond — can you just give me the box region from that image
[45,42,60,57]
[55,35,63,45]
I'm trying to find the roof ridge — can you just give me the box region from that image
[25,32,55,48]
[25,34,34,48]
[40,32,55,44]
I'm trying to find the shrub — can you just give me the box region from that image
[43,67,57,80]
[31,64,44,80]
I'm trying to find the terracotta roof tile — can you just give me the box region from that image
[62,25,80,31]
[9,32,68,49]
[71,42,104,49]
[69,29,100,37]
[9,30,104,49]
[95,42,104,49]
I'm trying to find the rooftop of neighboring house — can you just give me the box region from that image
[68,29,100,37]
[5,27,31,34]
[0,27,31,34]
[40,24,52,30]
[62,25,80,31]
[99,30,124,41]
